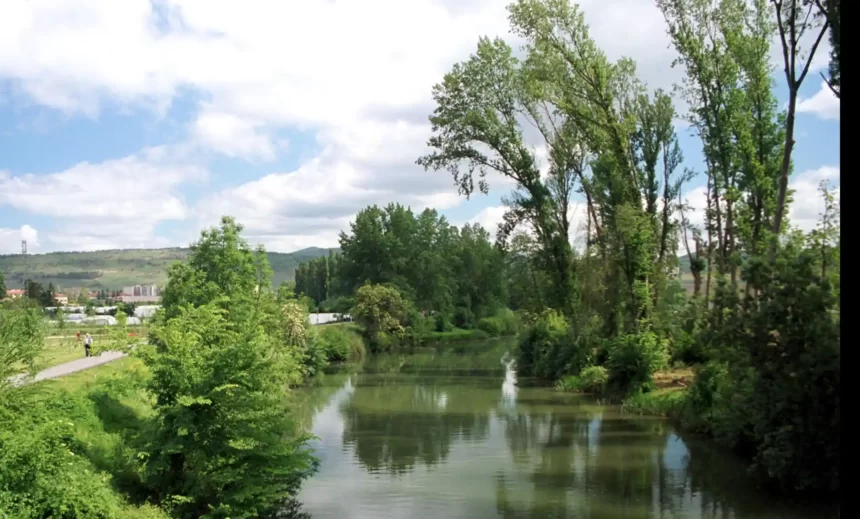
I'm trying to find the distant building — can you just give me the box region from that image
[122,284,160,297]
[5,289,25,299]
[54,293,69,305]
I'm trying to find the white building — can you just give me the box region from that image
[122,284,161,297]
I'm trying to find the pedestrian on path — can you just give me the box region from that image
[84,333,93,358]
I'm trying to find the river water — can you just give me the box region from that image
[293,339,838,519]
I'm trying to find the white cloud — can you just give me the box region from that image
[787,165,839,232]
[797,82,840,121]
[467,205,508,239]
[0,147,205,251]
[0,0,838,251]
[0,225,39,254]
[191,107,277,161]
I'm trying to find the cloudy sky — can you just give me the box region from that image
[0,0,840,254]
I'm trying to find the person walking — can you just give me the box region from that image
[84,333,93,358]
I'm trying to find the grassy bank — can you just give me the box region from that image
[1,357,166,518]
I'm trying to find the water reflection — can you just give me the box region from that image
[295,341,838,519]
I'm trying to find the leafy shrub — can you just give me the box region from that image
[0,384,167,519]
[353,284,412,352]
[313,325,366,362]
[434,312,454,332]
[516,310,572,379]
[477,308,519,337]
[452,306,476,329]
[577,365,609,393]
[141,304,317,518]
[741,253,841,493]
[606,330,668,395]
[555,366,608,394]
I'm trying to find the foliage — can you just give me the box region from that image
[0,347,166,519]
[555,365,608,394]
[281,300,328,378]
[0,406,167,519]
[352,284,412,352]
[821,0,840,97]
[516,311,588,381]
[0,298,44,385]
[312,325,367,362]
[139,303,317,518]
[606,330,669,396]
[477,308,519,337]
[741,250,839,492]
[0,271,5,297]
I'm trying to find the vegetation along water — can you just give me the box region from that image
[0,0,839,517]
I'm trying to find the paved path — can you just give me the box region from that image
[8,351,128,387]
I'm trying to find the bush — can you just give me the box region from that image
[313,325,366,362]
[555,366,608,394]
[434,312,454,332]
[452,306,475,329]
[352,284,412,352]
[606,330,668,396]
[140,304,317,518]
[578,365,609,393]
[516,310,573,380]
[477,308,519,337]
[0,383,168,519]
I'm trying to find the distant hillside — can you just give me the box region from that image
[0,247,338,291]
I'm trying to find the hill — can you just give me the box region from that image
[0,247,338,291]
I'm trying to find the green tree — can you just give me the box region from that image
[352,284,412,352]
[139,303,316,519]
[0,299,44,387]
[416,35,580,316]
[160,216,266,325]
[0,271,6,298]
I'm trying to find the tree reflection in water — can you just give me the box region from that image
[295,341,838,519]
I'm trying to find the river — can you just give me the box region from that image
[292,338,838,519]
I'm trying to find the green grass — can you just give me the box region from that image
[43,356,146,392]
[622,387,688,417]
[0,246,336,291]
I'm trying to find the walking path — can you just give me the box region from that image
[7,351,128,387]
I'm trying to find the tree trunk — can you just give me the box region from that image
[770,90,797,260]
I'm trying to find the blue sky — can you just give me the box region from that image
[0,0,839,254]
